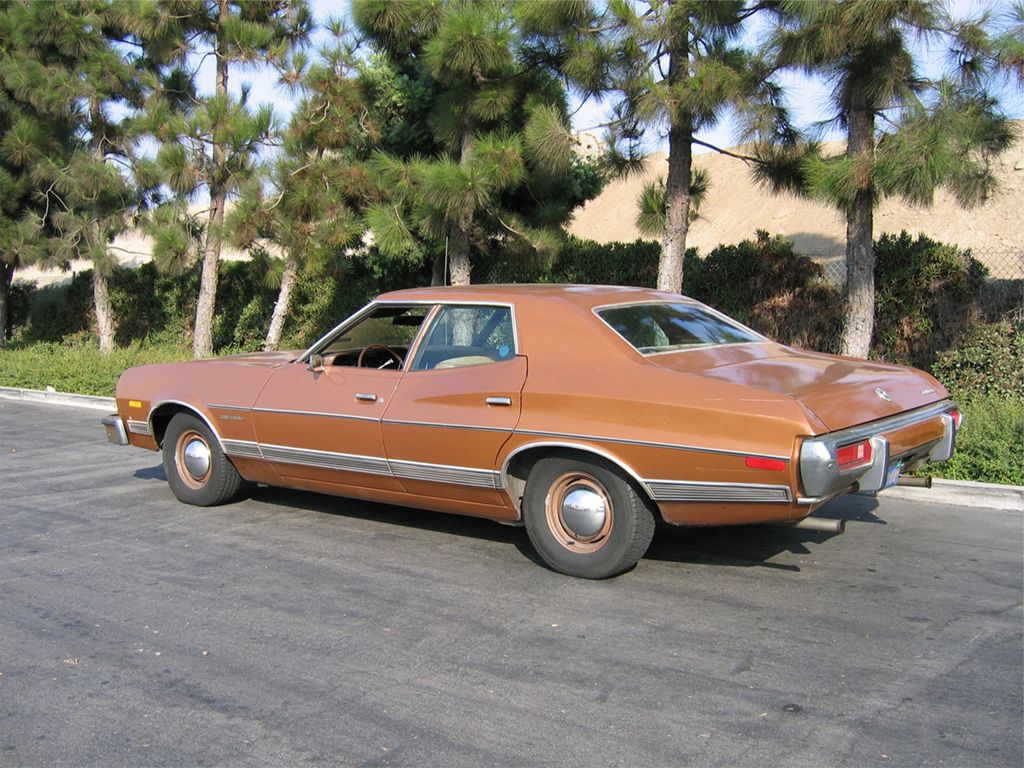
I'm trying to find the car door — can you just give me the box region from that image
[251,304,431,493]
[381,304,527,507]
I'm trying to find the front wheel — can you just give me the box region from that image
[523,455,655,579]
[162,413,242,506]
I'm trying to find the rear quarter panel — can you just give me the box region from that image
[503,297,819,524]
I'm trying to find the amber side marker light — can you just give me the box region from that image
[836,439,873,472]
[744,456,786,471]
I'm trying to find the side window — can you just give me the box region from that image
[411,305,515,371]
[320,305,429,368]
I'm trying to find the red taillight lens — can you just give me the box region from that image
[836,439,872,471]
[949,408,963,430]
[745,456,786,471]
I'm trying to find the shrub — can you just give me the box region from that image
[932,320,1024,400]
[682,231,828,323]
[0,337,191,396]
[928,395,1024,485]
[872,232,988,370]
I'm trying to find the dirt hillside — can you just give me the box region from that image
[569,126,1024,278]
[15,126,1023,287]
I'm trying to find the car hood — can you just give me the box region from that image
[198,350,302,367]
[648,342,948,432]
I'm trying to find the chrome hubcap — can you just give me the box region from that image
[182,438,211,480]
[560,487,607,539]
[545,472,614,554]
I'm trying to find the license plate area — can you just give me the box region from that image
[883,461,903,490]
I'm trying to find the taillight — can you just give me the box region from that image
[836,439,873,471]
[949,408,963,430]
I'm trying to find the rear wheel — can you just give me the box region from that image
[523,455,655,579]
[162,413,242,506]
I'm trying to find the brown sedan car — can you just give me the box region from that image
[102,285,961,578]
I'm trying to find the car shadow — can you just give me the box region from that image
[247,483,883,574]
[134,465,167,481]
[135,466,883,574]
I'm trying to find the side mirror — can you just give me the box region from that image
[307,353,325,373]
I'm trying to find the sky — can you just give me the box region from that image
[210,0,1023,157]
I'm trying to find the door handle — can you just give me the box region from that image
[486,396,512,407]
[355,392,378,402]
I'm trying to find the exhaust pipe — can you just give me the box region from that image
[896,475,932,488]
[775,516,846,534]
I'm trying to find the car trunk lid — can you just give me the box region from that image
[648,343,947,433]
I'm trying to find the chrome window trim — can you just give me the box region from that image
[299,299,521,367]
[407,301,520,372]
[590,298,768,359]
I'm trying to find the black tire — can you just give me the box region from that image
[523,454,656,579]
[162,413,242,506]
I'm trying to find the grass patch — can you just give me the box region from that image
[928,395,1024,485]
[0,338,192,397]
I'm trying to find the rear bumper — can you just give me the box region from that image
[101,414,129,446]
[799,401,958,500]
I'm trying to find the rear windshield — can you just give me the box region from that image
[596,302,762,355]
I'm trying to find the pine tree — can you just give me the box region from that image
[147,0,311,357]
[354,0,601,286]
[0,1,77,345]
[518,0,787,295]
[762,0,1015,359]
[229,22,374,351]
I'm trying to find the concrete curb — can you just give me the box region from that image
[882,479,1023,512]
[0,386,115,412]
[1,385,1020,512]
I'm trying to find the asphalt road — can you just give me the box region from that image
[1,399,1021,768]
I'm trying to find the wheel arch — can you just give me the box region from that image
[501,442,657,520]
[149,400,224,449]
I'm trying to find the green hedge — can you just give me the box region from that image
[0,338,191,396]
[927,395,1024,485]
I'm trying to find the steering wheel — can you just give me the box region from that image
[357,344,404,369]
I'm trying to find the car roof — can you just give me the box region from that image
[375,284,692,310]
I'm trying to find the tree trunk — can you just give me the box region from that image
[657,27,692,294]
[447,229,472,286]
[0,260,14,347]
[447,117,474,287]
[265,255,298,351]
[93,267,116,352]
[89,106,116,353]
[839,109,876,359]
[193,0,230,358]
[431,253,446,286]
[659,118,693,293]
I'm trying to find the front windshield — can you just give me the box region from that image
[596,302,762,355]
